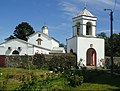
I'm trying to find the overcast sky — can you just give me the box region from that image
[0,0,120,44]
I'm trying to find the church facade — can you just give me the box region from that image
[67,7,105,67]
[0,25,65,55]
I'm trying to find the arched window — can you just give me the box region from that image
[76,22,80,35]
[12,50,19,55]
[70,49,73,53]
[86,22,92,35]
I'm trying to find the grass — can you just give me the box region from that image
[75,70,120,91]
[114,69,120,74]
[0,68,49,90]
[74,83,118,91]
[0,68,120,90]
[6,79,21,90]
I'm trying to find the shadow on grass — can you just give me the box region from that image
[82,69,120,90]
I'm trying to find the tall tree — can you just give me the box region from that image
[14,22,35,41]
[97,32,110,56]
[112,33,120,56]
[97,32,120,57]
[97,32,107,39]
[5,35,15,41]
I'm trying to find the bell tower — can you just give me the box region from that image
[72,7,97,37]
[42,23,48,35]
[67,6,105,67]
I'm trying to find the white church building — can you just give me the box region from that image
[67,7,105,67]
[0,25,65,55]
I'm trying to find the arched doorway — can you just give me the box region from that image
[86,48,96,66]
[12,50,19,55]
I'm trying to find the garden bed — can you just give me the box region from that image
[0,68,120,90]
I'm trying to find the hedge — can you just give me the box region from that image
[33,53,77,69]
[5,53,77,69]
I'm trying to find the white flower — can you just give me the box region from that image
[0,73,3,76]
[49,71,53,73]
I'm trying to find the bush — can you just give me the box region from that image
[15,72,37,91]
[63,69,84,87]
[68,75,84,87]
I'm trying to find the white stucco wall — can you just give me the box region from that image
[67,36,104,67]
[0,31,61,55]
[81,18,96,37]
[28,32,59,50]
[73,16,97,37]
[51,39,59,50]
[28,33,39,45]
[77,37,104,67]
[34,46,50,54]
[67,37,77,53]
[0,40,34,55]
[28,33,51,50]
[27,44,34,55]
[0,44,6,55]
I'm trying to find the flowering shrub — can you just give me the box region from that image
[15,71,62,90]
[63,69,84,87]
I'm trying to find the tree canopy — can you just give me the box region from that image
[97,32,120,57]
[5,35,15,41]
[13,22,35,41]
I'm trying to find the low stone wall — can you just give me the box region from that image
[33,53,77,69]
[6,55,33,68]
[5,53,77,69]
[3,55,120,69]
[105,56,120,69]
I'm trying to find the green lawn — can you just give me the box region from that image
[114,69,120,74]
[0,68,120,90]
[76,70,120,91]
[0,68,49,90]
